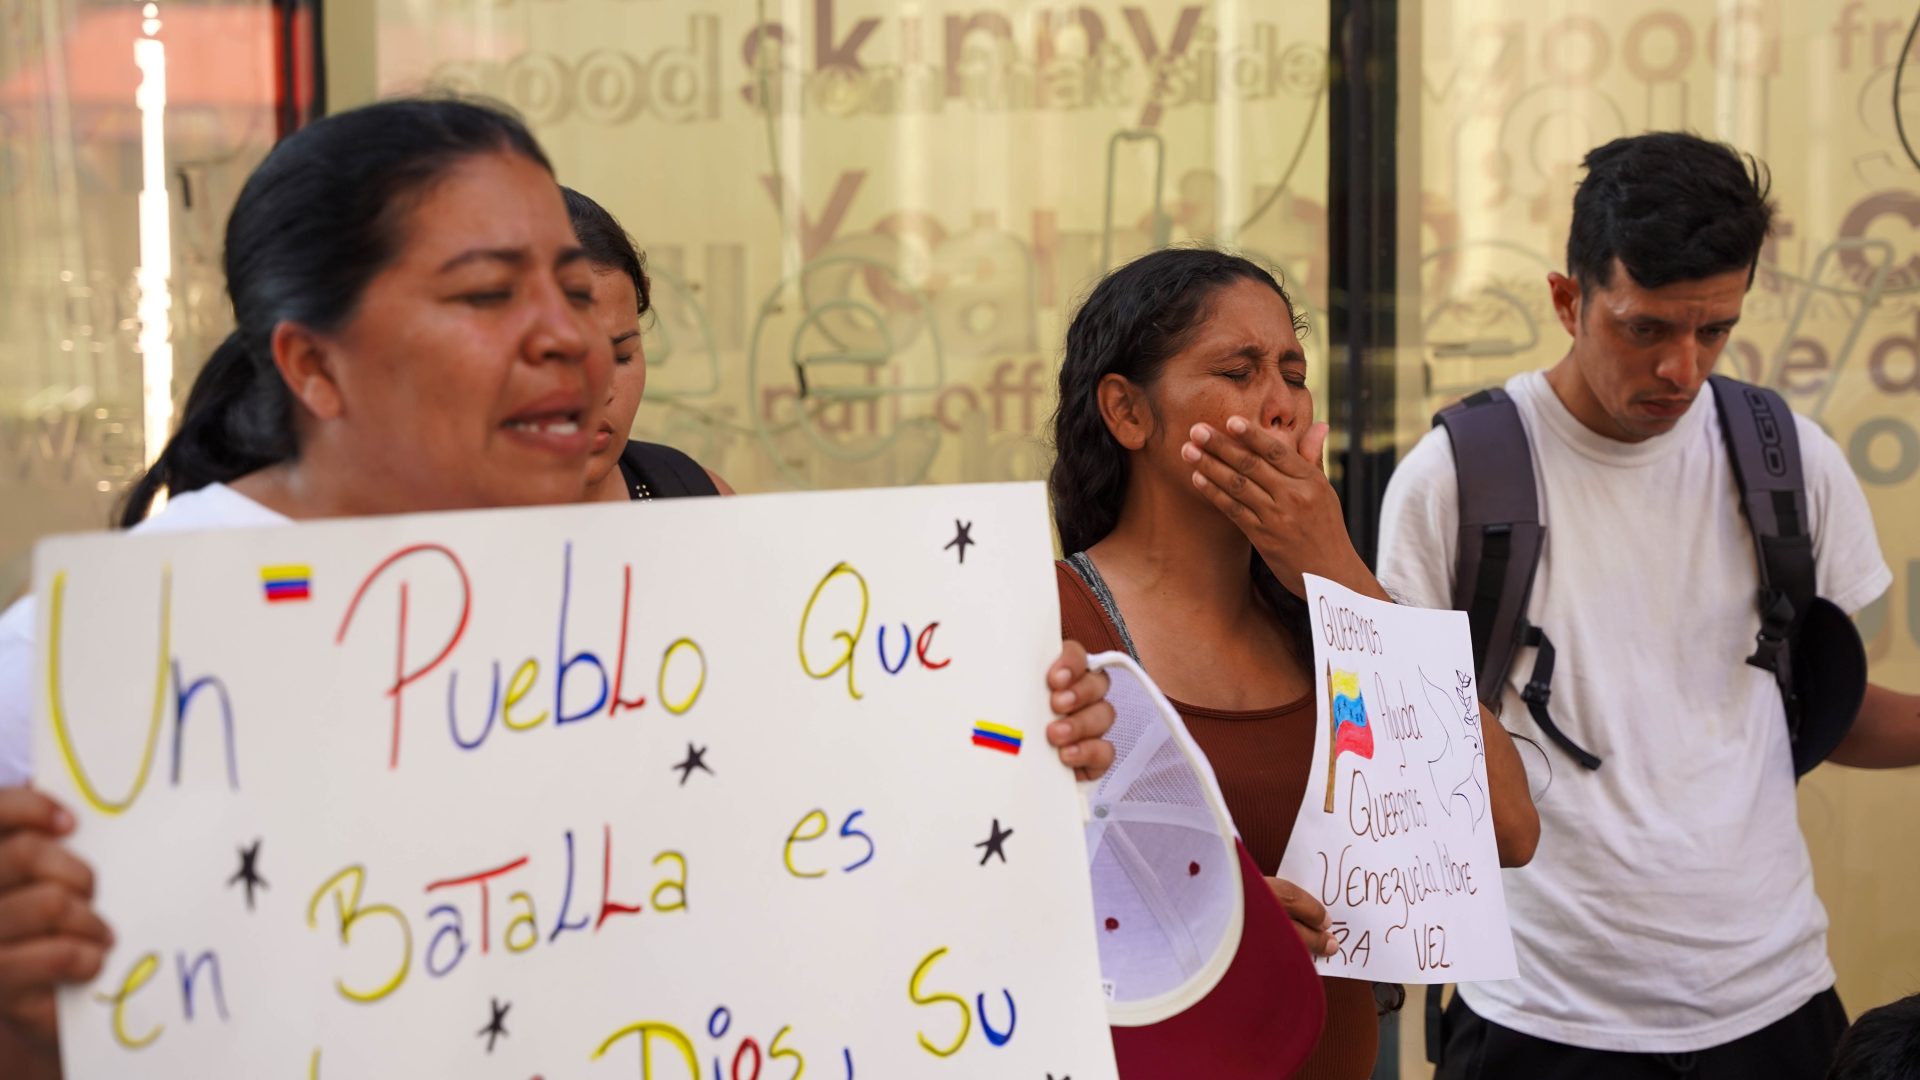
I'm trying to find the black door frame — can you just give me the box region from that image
[1327,0,1402,565]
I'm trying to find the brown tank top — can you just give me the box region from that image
[1058,560,1380,1080]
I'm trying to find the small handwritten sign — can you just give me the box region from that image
[31,482,1119,1078]
[1276,575,1517,983]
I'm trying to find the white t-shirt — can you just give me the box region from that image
[0,484,290,786]
[1377,370,1891,1053]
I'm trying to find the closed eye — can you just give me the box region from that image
[460,289,512,307]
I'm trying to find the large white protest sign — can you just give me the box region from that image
[1275,575,1517,984]
[30,482,1120,1079]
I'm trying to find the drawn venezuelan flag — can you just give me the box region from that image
[260,564,311,603]
[1323,663,1374,812]
[971,720,1024,756]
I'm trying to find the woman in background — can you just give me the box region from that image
[563,187,733,502]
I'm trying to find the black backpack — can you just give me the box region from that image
[1422,375,1868,1066]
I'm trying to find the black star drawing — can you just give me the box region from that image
[944,519,976,564]
[975,818,1014,865]
[673,743,713,786]
[478,998,510,1053]
[228,839,267,910]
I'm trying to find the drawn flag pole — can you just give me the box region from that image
[1325,661,1337,813]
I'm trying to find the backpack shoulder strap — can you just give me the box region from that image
[1707,376,1814,713]
[1428,386,1595,1061]
[1433,389,1546,709]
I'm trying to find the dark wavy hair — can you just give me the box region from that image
[118,97,553,527]
[562,187,651,317]
[1828,993,1920,1080]
[1049,246,1313,653]
[1568,131,1774,295]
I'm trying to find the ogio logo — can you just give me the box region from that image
[1745,388,1788,477]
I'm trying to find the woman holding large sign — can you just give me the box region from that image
[1050,247,1541,1078]
[0,97,1118,1077]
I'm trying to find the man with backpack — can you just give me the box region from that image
[1378,131,1920,1079]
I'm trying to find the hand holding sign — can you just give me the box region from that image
[0,787,109,1049]
[1180,418,1383,599]
[1265,876,1337,959]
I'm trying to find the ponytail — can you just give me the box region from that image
[114,97,553,528]
[116,332,294,527]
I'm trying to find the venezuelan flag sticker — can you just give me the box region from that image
[260,564,311,603]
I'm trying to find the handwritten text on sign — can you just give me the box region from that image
[1276,576,1517,984]
[32,483,1118,1078]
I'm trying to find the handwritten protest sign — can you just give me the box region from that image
[30,482,1120,1078]
[1276,575,1517,984]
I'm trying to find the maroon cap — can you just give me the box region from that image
[1110,839,1325,1076]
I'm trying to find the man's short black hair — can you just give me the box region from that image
[1829,993,1920,1080]
[1567,131,1774,294]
